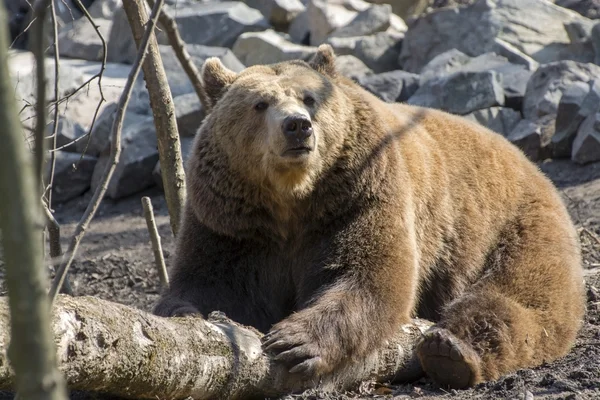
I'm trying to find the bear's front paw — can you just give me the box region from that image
[262,319,329,380]
[153,298,203,318]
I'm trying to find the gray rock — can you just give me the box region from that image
[523,61,600,120]
[507,115,555,161]
[288,10,311,44]
[58,17,112,62]
[552,80,600,158]
[172,2,270,49]
[365,0,429,20]
[329,4,392,38]
[358,70,419,102]
[233,30,317,66]
[88,0,122,19]
[174,93,205,137]
[307,0,359,45]
[48,151,98,204]
[48,117,86,153]
[91,116,159,199]
[419,51,533,108]
[244,0,305,30]
[408,70,504,115]
[130,44,244,114]
[572,112,600,164]
[153,136,196,189]
[463,107,522,136]
[399,0,594,73]
[335,55,373,80]
[492,38,539,70]
[354,31,403,73]
[325,36,362,56]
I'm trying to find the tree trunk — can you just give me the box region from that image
[0,296,431,399]
[123,0,187,237]
[0,2,68,399]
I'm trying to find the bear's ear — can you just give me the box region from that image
[309,44,337,78]
[200,57,238,111]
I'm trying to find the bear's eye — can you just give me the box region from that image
[303,95,316,107]
[255,101,269,111]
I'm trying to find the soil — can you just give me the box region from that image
[2,158,600,399]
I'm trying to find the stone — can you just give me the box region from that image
[90,116,160,199]
[552,80,600,158]
[130,44,244,114]
[288,10,311,44]
[572,112,600,164]
[335,55,374,81]
[507,115,555,162]
[556,0,600,20]
[325,36,362,56]
[58,17,112,62]
[171,2,270,49]
[399,0,595,73]
[329,4,392,38]
[354,31,403,73]
[358,70,419,102]
[47,117,86,153]
[408,70,504,115]
[233,30,317,66]
[153,136,196,190]
[48,151,98,204]
[523,61,600,120]
[243,0,306,30]
[418,51,532,108]
[463,107,522,137]
[307,0,359,45]
[174,93,205,137]
[88,0,122,19]
[491,38,539,70]
[366,0,429,20]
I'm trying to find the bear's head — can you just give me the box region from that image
[196,45,354,199]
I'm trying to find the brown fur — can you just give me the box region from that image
[153,45,586,390]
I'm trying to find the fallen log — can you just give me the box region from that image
[0,295,433,399]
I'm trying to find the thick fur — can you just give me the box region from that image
[154,45,586,390]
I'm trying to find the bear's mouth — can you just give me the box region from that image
[282,146,313,157]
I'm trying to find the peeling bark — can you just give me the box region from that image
[0,296,431,399]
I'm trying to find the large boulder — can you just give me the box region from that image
[58,18,112,61]
[572,112,600,164]
[366,0,429,19]
[407,70,505,115]
[307,0,366,45]
[399,0,595,73]
[552,80,600,158]
[506,115,556,162]
[243,0,305,30]
[172,2,270,48]
[335,55,374,80]
[233,30,317,66]
[353,31,404,73]
[358,70,419,102]
[522,61,600,120]
[90,116,159,200]
[48,151,98,204]
[329,3,393,38]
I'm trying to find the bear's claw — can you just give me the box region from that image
[416,328,482,389]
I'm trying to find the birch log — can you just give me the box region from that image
[0,296,432,399]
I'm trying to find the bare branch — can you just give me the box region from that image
[147,0,204,103]
[48,0,168,304]
[141,196,169,289]
[30,0,47,193]
[46,0,61,206]
[124,0,186,236]
[42,202,73,296]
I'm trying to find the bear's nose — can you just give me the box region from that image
[282,115,313,141]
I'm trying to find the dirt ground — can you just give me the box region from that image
[1,158,599,399]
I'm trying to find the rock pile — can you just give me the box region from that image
[7,0,600,204]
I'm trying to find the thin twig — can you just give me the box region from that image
[141,197,169,289]
[48,0,167,304]
[146,0,204,103]
[31,0,47,193]
[46,0,60,206]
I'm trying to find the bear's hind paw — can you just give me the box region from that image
[416,328,482,389]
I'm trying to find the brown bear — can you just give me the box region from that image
[153,44,586,390]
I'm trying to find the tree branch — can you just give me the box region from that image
[124,0,187,236]
[0,1,68,397]
[141,196,169,289]
[48,0,167,303]
[0,296,431,399]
